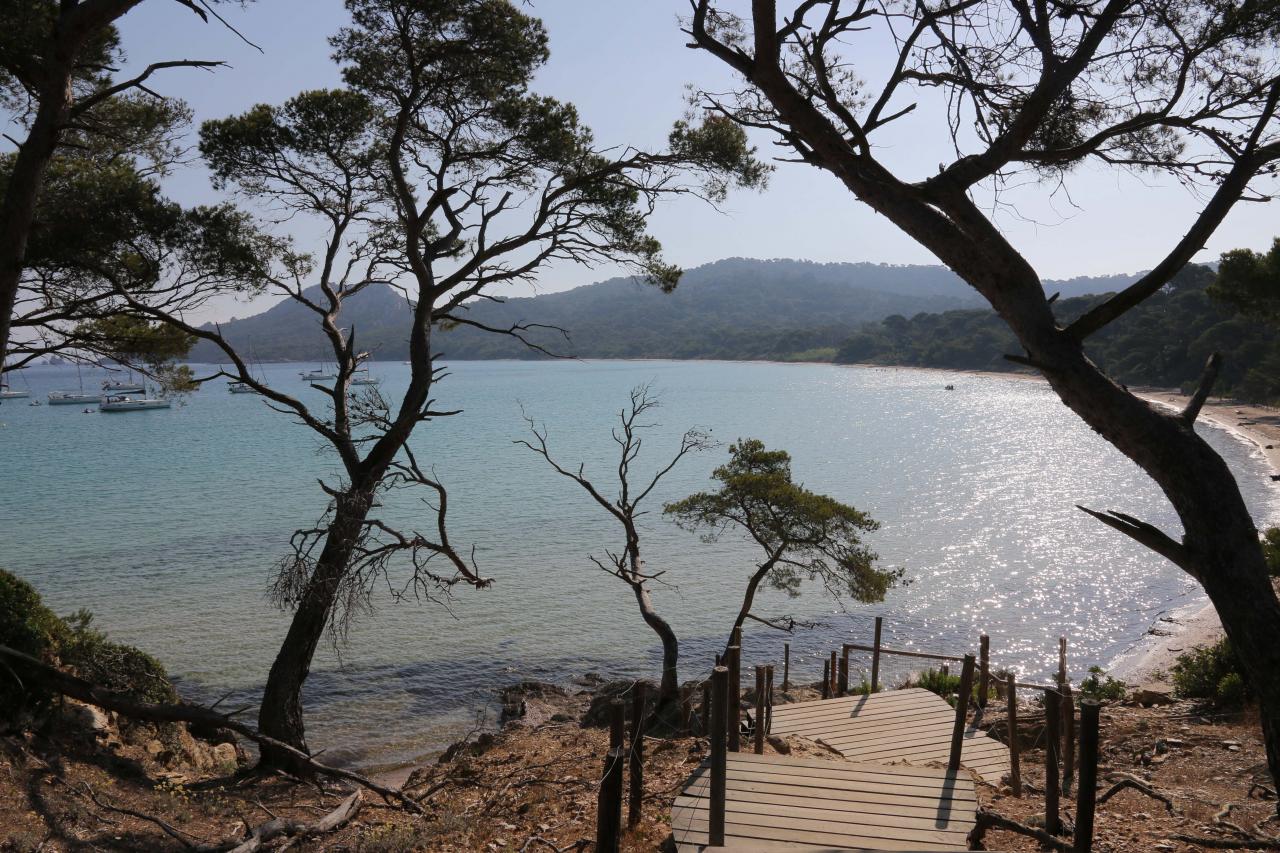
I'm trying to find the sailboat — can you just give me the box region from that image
[229,346,269,393]
[100,393,171,412]
[299,365,337,381]
[102,367,144,394]
[350,366,380,386]
[0,369,31,399]
[49,363,101,405]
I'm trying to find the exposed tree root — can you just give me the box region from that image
[1098,772,1177,813]
[967,807,1073,852]
[78,782,361,852]
[1170,834,1280,849]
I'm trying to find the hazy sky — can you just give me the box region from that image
[99,0,1279,322]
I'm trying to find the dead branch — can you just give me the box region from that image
[1170,835,1280,850]
[80,783,211,849]
[227,791,361,853]
[1182,352,1223,424]
[1098,773,1177,813]
[1076,506,1194,576]
[968,807,1073,852]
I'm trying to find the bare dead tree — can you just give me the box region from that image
[516,385,713,718]
[685,0,1280,798]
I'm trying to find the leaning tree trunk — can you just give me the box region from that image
[0,62,75,369]
[257,487,375,772]
[1029,332,1280,807]
[630,582,681,715]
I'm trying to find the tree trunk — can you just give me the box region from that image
[1026,335,1280,807]
[726,561,776,658]
[257,487,374,772]
[0,63,75,369]
[630,582,680,712]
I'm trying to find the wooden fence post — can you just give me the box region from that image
[1006,673,1022,796]
[947,654,976,773]
[978,634,990,709]
[1075,699,1101,853]
[764,665,774,735]
[1058,636,1068,685]
[701,680,711,735]
[754,666,766,754]
[822,657,831,700]
[782,642,790,691]
[628,682,645,828]
[1062,680,1076,795]
[727,645,741,753]
[871,616,883,693]
[1044,689,1062,836]
[596,700,625,852]
[838,646,849,696]
[829,651,838,696]
[709,666,728,848]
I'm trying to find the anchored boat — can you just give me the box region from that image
[100,394,171,412]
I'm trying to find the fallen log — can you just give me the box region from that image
[0,643,422,814]
[967,807,1073,852]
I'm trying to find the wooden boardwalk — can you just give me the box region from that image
[768,688,1010,783]
[671,751,976,851]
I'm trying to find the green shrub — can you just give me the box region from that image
[1263,527,1280,577]
[1079,665,1127,702]
[912,668,961,700]
[0,569,68,729]
[1171,637,1250,706]
[61,610,177,706]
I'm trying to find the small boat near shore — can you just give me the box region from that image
[100,394,171,412]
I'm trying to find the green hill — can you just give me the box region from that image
[187,257,1134,362]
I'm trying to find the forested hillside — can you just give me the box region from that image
[188,257,1133,362]
[834,265,1280,403]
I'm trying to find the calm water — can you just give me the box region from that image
[2,360,1277,768]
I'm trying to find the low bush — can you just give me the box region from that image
[1171,637,1250,707]
[1079,665,1127,702]
[1263,527,1280,577]
[0,569,69,729]
[0,571,178,735]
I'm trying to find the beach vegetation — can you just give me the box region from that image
[1172,638,1251,708]
[0,569,67,729]
[666,439,901,651]
[1079,666,1128,702]
[1263,528,1280,577]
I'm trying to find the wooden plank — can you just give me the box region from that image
[727,750,972,782]
[822,724,994,752]
[674,793,971,837]
[682,778,975,821]
[671,812,967,851]
[672,800,969,846]
[708,766,977,805]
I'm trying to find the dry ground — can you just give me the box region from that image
[3,687,1279,851]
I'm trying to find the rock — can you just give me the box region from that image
[766,735,791,755]
[212,742,238,767]
[144,739,166,759]
[581,680,658,728]
[499,681,572,728]
[1128,685,1175,706]
[1154,843,1176,851]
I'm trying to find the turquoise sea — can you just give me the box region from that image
[2,359,1277,768]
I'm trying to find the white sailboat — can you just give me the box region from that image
[49,364,101,405]
[100,393,171,412]
[0,383,28,399]
[350,366,380,386]
[102,368,145,394]
[299,366,337,381]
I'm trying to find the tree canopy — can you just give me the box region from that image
[666,439,899,626]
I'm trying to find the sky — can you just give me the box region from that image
[72,0,1280,321]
